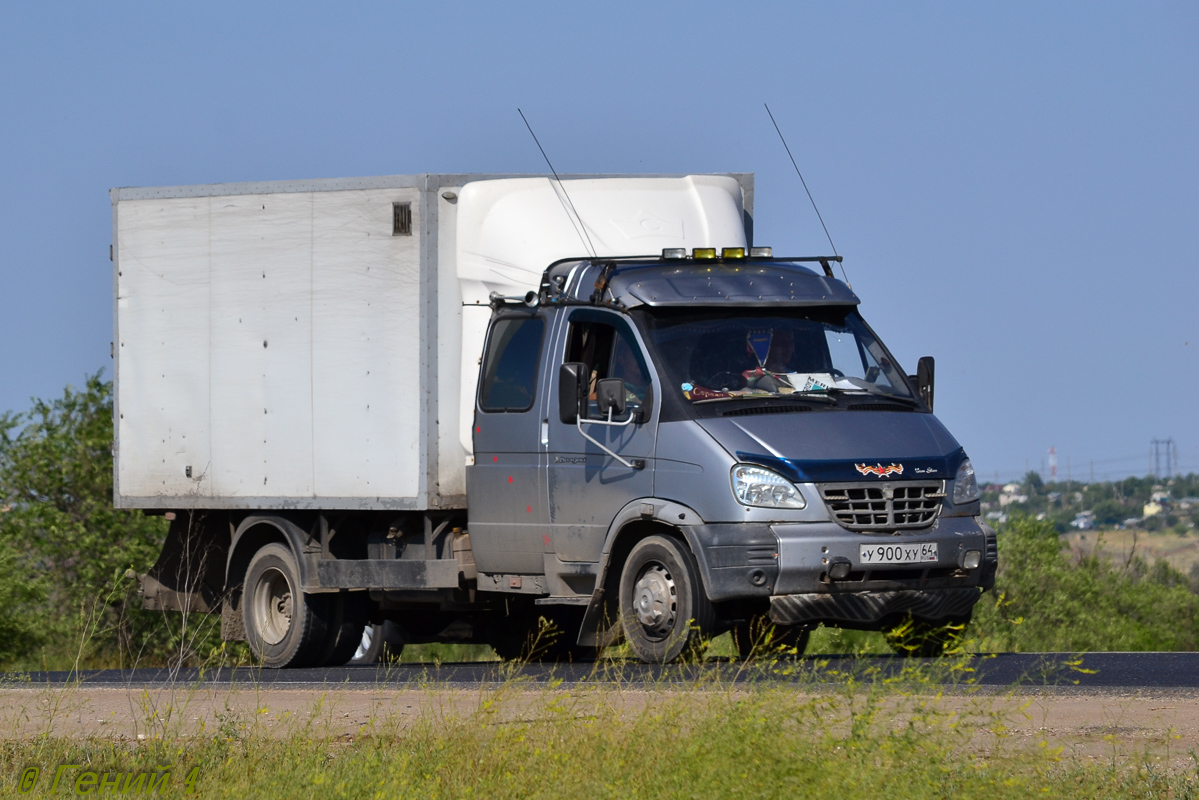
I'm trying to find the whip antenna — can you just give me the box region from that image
[764,104,847,281]
[518,108,597,258]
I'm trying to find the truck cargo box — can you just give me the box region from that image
[111,173,752,511]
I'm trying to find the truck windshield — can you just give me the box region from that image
[639,307,914,405]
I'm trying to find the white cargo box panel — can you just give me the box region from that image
[112,173,752,510]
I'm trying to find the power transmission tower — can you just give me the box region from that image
[1151,438,1177,479]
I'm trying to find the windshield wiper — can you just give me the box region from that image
[824,389,920,407]
[693,391,836,406]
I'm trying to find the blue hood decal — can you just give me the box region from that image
[734,449,964,483]
[699,411,966,483]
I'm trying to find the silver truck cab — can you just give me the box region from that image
[469,249,997,661]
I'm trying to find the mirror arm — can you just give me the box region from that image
[576,409,643,469]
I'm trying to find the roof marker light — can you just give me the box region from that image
[693,248,717,260]
[661,248,687,259]
[722,247,746,259]
[750,247,773,257]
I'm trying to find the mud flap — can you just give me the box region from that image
[138,511,229,615]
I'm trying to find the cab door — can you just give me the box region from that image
[467,312,551,575]
[542,309,657,563]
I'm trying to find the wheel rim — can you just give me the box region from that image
[251,567,293,646]
[631,561,677,640]
[353,625,374,662]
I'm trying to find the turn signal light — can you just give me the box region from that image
[693,248,717,260]
[721,247,746,259]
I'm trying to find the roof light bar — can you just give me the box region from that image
[661,248,687,259]
[693,248,717,260]
[721,247,746,259]
[750,247,772,257]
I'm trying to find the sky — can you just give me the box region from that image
[0,2,1195,483]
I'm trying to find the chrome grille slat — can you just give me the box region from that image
[819,481,944,531]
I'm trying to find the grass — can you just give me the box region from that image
[1,654,1197,799]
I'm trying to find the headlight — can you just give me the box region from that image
[952,458,980,504]
[730,464,806,509]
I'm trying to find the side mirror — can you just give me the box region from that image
[559,362,588,424]
[916,356,935,410]
[596,378,627,418]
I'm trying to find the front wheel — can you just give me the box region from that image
[619,535,714,663]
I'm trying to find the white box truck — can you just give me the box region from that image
[117,172,993,666]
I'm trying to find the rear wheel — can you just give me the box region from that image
[243,543,330,668]
[619,535,714,663]
[320,592,369,667]
[350,621,406,665]
[732,615,810,660]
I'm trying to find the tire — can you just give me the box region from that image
[320,592,369,667]
[884,612,972,658]
[350,621,406,665]
[619,535,715,663]
[732,615,810,660]
[242,543,330,668]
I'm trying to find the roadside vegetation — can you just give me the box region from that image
[2,659,1197,799]
[3,375,1199,670]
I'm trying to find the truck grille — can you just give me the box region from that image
[819,481,945,531]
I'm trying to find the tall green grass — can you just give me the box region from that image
[2,661,1195,799]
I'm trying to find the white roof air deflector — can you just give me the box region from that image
[455,176,746,305]
[454,175,748,455]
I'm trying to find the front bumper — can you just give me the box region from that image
[685,515,994,604]
[769,587,980,628]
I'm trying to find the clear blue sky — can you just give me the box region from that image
[1,2,1195,482]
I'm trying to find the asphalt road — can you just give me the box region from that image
[4,652,1198,690]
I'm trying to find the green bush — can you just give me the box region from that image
[972,516,1199,652]
[0,372,177,669]
[0,538,46,661]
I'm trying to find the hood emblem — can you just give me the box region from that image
[855,463,904,478]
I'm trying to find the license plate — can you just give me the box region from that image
[858,542,938,565]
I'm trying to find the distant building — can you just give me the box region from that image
[1070,511,1095,530]
[999,491,1029,508]
[1143,501,1164,518]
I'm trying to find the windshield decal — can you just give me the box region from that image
[747,330,772,367]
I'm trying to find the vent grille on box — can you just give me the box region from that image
[819,481,945,531]
[393,202,412,235]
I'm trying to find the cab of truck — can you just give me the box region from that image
[469,248,997,661]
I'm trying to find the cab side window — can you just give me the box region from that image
[565,319,651,416]
[479,316,545,412]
